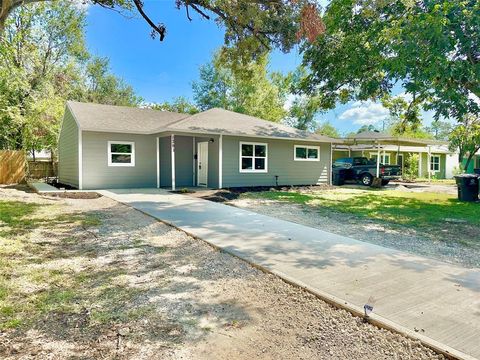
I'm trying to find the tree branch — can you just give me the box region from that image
[132,0,166,41]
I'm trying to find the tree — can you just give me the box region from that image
[77,56,142,106]
[192,53,289,122]
[1,0,324,59]
[449,114,480,171]
[150,97,199,114]
[0,1,141,154]
[0,1,87,151]
[300,0,480,122]
[425,120,453,141]
[316,121,339,138]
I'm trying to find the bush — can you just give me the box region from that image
[403,153,419,181]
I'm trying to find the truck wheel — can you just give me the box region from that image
[381,180,390,186]
[360,174,373,186]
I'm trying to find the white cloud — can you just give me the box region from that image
[339,100,389,125]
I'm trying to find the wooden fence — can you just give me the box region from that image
[27,161,57,179]
[0,150,26,184]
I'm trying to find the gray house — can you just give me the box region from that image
[58,101,341,190]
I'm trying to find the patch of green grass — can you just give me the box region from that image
[244,189,480,228]
[0,201,44,236]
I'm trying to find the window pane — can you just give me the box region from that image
[242,144,253,156]
[255,158,265,170]
[111,143,132,153]
[296,147,307,159]
[255,145,266,157]
[241,157,253,170]
[307,148,318,159]
[111,154,132,163]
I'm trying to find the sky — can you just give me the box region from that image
[84,1,433,135]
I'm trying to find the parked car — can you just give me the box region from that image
[333,157,402,186]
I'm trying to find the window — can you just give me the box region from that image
[430,155,440,172]
[294,145,320,161]
[370,153,390,164]
[108,141,135,167]
[240,142,267,172]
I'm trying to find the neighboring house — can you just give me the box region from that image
[58,101,341,190]
[333,131,457,179]
[462,151,480,174]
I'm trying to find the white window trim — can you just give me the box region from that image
[294,145,320,161]
[370,152,390,165]
[430,155,441,172]
[108,141,135,167]
[239,141,268,173]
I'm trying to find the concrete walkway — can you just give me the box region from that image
[100,188,480,360]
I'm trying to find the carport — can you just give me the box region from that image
[334,131,448,180]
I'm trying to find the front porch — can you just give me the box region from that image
[155,133,223,190]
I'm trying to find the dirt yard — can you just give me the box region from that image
[0,186,443,359]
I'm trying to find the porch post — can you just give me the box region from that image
[397,144,400,165]
[330,143,333,185]
[382,148,386,164]
[376,142,380,177]
[427,146,431,182]
[171,134,175,191]
[218,134,223,189]
[192,137,196,186]
[156,137,160,188]
[418,152,422,177]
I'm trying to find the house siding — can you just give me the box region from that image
[82,131,156,189]
[58,108,79,188]
[222,136,330,187]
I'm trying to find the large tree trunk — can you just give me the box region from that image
[0,0,44,33]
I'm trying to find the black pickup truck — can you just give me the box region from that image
[332,157,402,186]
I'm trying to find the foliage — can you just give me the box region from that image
[381,96,422,135]
[0,2,140,154]
[192,53,289,122]
[77,57,142,106]
[449,114,480,171]
[403,153,419,181]
[1,0,324,62]
[150,97,199,114]
[300,0,480,122]
[315,121,339,138]
[425,120,454,141]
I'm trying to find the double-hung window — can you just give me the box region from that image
[294,145,320,161]
[240,142,267,172]
[370,153,390,164]
[108,141,135,167]
[430,155,440,172]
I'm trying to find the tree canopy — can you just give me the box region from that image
[0,1,141,153]
[449,114,480,170]
[299,0,480,122]
[192,54,289,122]
[0,0,324,61]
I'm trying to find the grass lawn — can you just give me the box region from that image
[242,188,480,229]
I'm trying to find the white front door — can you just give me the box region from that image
[197,142,208,187]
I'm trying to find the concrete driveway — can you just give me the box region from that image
[100,188,480,360]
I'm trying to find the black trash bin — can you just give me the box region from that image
[454,174,479,202]
[474,168,480,175]
[332,168,346,186]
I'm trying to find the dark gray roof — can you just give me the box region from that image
[168,108,340,142]
[67,101,189,133]
[67,101,341,143]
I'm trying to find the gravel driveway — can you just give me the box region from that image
[0,186,442,359]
